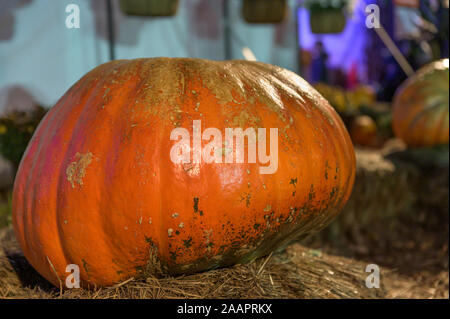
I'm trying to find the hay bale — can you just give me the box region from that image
[304,139,449,257]
[316,145,418,249]
[385,143,449,212]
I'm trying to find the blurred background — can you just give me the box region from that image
[0,0,448,298]
[1,0,448,108]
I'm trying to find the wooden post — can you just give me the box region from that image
[223,0,232,60]
[106,0,116,61]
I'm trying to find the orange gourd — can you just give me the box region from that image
[12,58,355,288]
[392,59,449,147]
[350,115,378,147]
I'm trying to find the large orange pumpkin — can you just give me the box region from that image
[12,58,355,288]
[392,59,449,147]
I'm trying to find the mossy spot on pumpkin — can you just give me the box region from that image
[308,185,316,201]
[290,178,297,187]
[183,237,193,248]
[170,251,178,261]
[244,193,251,207]
[330,187,338,199]
[81,258,90,274]
[193,197,199,213]
[325,160,331,180]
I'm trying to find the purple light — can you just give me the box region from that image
[297,0,376,83]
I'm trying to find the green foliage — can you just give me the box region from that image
[0,106,47,168]
[0,191,12,229]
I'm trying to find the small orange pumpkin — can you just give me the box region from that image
[12,58,355,287]
[350,115,378,147]
[392,59,449,147]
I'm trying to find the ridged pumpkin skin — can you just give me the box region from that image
[392,59,449,147]
[12,58,355,288]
